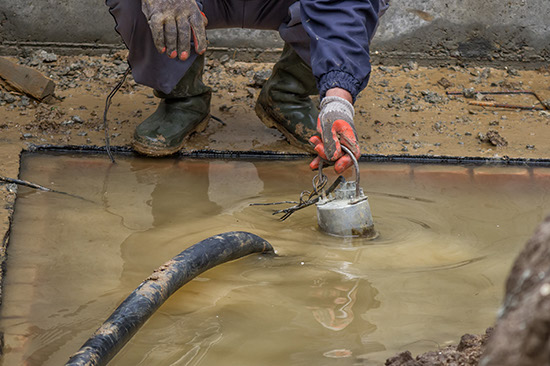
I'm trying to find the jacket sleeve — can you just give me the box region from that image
[300,0,382,102]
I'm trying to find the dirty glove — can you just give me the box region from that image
[309,96,360,174]
[142,0,208,60]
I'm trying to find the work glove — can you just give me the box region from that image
[309,96,360,174]
[142,0,208,61]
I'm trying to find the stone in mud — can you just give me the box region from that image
[481,215,550,366]
[248,69,272,88]
[478,130,508,147]
[385,351,417,366]
[421,90,445,104]
[463,87,476,98]
[385,329,492,366]
[437,77,453,89]
[36,50,58,63]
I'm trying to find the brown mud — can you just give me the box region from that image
[0,50,549,364]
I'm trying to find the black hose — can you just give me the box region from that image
[64,231,273,366]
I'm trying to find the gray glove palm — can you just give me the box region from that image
[142,0,207,60]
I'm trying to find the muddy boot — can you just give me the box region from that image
[133,56,211,156]
[255,43,318,152]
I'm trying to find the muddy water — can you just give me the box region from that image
[2,154,550,366]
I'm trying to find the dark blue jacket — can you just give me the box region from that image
[301,0,388,101]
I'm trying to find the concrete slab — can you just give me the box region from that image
[0,0,549,63]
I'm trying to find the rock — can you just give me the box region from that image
[481,216,550,366]
[72,115,83,124]
[421,90,445,104]
[2,92,16,104]
[385,351,417,366]
[36,50,58,63]
[402,61,418,72]
[249,69,272,88]
[19,95,30,107]
[506,67,520,77]
[437,77,453,89]
[219,54,230,64]
[246,87,256,97]
[478,130,507,147]
[463,87,476,98]
[450,50,461,58]
[486,130,508,147]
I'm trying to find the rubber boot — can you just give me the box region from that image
[255,43,318,152]
[133,55,211,156]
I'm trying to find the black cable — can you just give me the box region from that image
[103,67,131,164]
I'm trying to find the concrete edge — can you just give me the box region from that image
[1,42,548,68]
[22,144,550,166]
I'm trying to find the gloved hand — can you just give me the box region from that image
[142,0,208,61]
[309,96,360,174]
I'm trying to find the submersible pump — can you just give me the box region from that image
[315,146,376,238]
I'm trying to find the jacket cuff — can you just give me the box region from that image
[319,70,362,103]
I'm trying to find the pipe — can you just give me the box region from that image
[64,231,274,366]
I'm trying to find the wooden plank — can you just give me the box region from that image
[0,57,55,101]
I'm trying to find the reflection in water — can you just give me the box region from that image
[309,280,360,331]
[1,155,550,366]
[208,161,264,214]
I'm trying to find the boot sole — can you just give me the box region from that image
[132,114,211,157]
[255,102,315,154]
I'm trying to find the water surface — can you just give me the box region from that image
[2,154,550,365]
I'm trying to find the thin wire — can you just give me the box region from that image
[103,66,131,164]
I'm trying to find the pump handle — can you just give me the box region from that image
[340,146,360,198]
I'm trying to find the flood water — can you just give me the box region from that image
[2,153,550,366]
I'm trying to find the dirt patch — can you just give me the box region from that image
[0,51,547,156]
[386,329,493,366]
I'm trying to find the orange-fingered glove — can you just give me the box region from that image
[142,0,208,61]
[309,96,360,174]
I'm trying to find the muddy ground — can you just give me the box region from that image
[0,50,549,365]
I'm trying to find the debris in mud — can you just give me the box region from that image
[32,104,66,131]
[477,130,508,147]
[437,77,453,89]
[385,329,492,366]
[421,90,446,104]
[0,57,56,101]
[248,69,272,88]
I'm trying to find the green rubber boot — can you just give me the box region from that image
[133,56,211,156]
[255,43,319,152]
